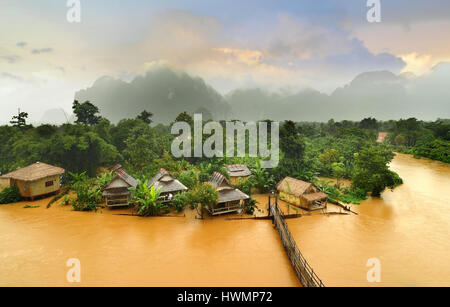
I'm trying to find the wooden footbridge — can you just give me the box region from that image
[268,195,325,287]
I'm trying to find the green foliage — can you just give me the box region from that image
[72,100,102,125]
[171,192,191,213]
[244,198,258,215]
[177,170,199,189]
[315,180,366,205]
[0,186,22,204]
[187,183,218,216]
[359,117,379,130]
[129,180,167,216]
[137,110,154,124]
[69,172,103,211]
[23,205,40,209]
[352,145,403,197]
[96,172,115,190]
[198,162,229,183]
[248,160,275,193]
[174,112,194,126]
[10,110,28,128]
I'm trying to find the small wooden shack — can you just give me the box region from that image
[207,172,249,215]
[102,167,138,208]
[0,162,65,200]
[225,164,252,185]
[276,177,328,211]
[147,169,188,203]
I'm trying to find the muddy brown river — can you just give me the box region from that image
[287,153,450,286]
[0,153,449,286]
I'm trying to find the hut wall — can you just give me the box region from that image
[0,178,10,191]
[17,175,61,198]
[279,191,301,207]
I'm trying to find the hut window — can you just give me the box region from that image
[45,180,54,187]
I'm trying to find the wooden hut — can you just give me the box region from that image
[207,172,249,215]
[102,167,138,208]
[147,169,188,203]
[276,177,328,211]
[0,162,65,200]
[225,164,252,185]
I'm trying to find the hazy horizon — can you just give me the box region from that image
[1,1,450,124]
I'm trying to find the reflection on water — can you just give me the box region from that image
[286,153,450,286]
[0,199,299,286]
[0,153,448,286]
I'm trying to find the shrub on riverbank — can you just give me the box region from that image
[69,172,103,211]
[0,186,22,204]
[316,179,367,205]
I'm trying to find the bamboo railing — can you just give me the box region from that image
[271,203,325,287]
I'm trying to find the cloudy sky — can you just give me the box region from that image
[1,0,450,123]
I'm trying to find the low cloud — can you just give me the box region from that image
[31,48,53,54]
[1,72,23,82]
[16,42,27,48]
[1,55,21,64]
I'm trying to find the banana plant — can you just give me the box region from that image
[129,180,165,216]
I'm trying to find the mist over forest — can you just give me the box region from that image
[39,63,450,124]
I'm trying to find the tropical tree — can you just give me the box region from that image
[188,183,218,218]
[129,180,166,216]
[72,100,102,125]
[249,160,275,193]
[137,110,154,124]
[352,145,403,197]
[10,109,29,128]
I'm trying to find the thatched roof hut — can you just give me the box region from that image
[1,162,64,182]
[102,167,138,208]
[276,177,328,211]
[225,164,252,184]
[208,172,249,215]
[147,169,188,194]
[0,162,65,200]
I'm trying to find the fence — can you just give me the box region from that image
[271,203,325,287]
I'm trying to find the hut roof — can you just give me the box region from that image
[276,177,313,197]
[0,162,65,181]
[209,172,249,203]
[209,172,233,190]
[104,169,138,190]
[147,169,188,193]
[225,164,252,177]
[302,192,328,202]
[218,189,249,203]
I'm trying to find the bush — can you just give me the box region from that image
[69,172,103,211]
[177,170,199,189]
[0,186,22,204]
[171,192,191,213]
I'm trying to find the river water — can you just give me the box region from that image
[0,153,448,286]
[0,197,298,286]
[286,153,450,286]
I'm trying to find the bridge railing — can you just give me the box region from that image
[271,203,325,287]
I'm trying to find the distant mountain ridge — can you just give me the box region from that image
[69,64,450,124]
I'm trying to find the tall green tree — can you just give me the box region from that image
[10,109,28,128]
[137,110,154,124]
[352,145,403,197]
[72,100,102,125]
